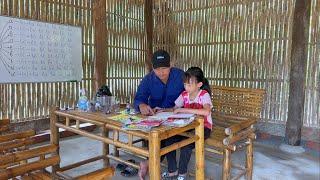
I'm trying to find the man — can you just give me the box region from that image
[134,49,185,115]
[134,49,185,179]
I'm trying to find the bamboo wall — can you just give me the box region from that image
[105,0,146,103]
[0,0,94,122]
[153,0,319,128]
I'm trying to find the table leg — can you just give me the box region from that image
[50,107,60,177]
[195,117,205,180]
[113,130,119,157]
[149,131,160,180]
[102,126,110,166]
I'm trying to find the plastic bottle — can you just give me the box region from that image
[126,99,131,114]
[78,88,88,111]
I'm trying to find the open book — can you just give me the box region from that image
[121,112,195,132]
[150,112,195,127]
[149,112,195,120]
[122,119,164,132]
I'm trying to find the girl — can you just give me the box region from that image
[162,67,213,180]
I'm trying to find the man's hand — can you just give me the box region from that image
[153,107,164,113]
[139,103,155,115]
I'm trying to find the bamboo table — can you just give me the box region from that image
[50,108,205,180]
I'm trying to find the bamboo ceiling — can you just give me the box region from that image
[0,0,319,129]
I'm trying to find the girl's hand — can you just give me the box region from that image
[173,108,182,114]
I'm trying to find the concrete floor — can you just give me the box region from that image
[54,133,320,180]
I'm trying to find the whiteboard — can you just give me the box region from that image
[0,15,82,83]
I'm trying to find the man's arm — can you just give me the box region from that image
[133,77,150,111]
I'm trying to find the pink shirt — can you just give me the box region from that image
[174,90,213,129]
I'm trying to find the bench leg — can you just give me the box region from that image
[246,138,253,180]
[222,149,231,180]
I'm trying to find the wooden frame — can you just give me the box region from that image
[50,108,205,180]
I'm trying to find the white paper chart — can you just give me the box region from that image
[0,15,82,83]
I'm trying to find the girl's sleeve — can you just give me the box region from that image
[202,93,213,108]
[174,94,184,108]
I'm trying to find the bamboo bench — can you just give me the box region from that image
[205,86,265,180]
[0,118,10,134]
[0,129,114,180]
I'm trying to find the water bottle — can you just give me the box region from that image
[126,99,131,114]
[78,88,88,111]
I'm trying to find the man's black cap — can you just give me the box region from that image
[152,50,170,69]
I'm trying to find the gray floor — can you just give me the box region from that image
[53,133,320,180]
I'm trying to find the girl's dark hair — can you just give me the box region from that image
[184,67,211,95]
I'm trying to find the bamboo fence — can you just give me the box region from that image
[105,0,146,103]
[0,0,319,129]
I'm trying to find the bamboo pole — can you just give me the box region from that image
[58,155,105,172]
[54,111,105,126]
[246,138,253,180]
[50,107,60,174]
[77,167,114,180]
[149,130,160,180]
[102,127,110,166]
[144,0,153,72]
[160,136,198,156]
[222,149,231,180]
[106,154,140,169]
[55,122,149,157]
[112,130,119,157]
[195,117,205,180]
[225,119,256,135]
[159,120,199,140]
[223,128,255,145]
[93,0,107,90]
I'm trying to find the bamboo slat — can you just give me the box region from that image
[0,145,57,166]
[0,138,35,153]
[0,156,60,179]
[0,130,35,143]
[76,167,114,180]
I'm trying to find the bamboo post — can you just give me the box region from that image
[144,0,153,72]
[66,117,70,126]
[102,126,109,166]
[149,130,160,180]
[50,107,60,174]
[246,138,253,180]
[93,0,107,90]
[195,117,205,180]
[222,149,231,180]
